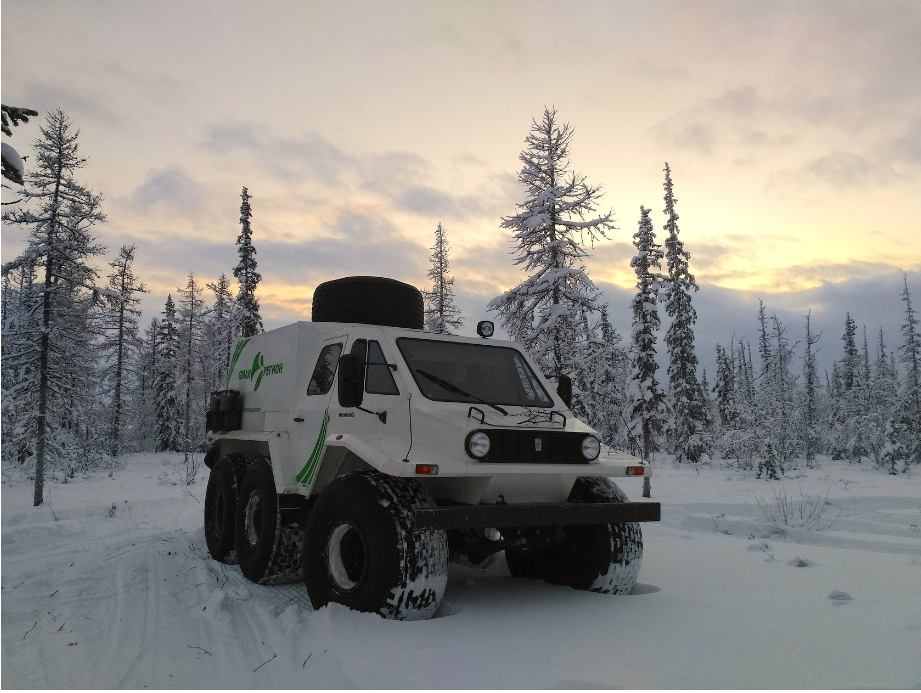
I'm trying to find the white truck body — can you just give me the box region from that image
[209,321,651,506]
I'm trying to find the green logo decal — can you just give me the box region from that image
[238,351,284,392]
[250,353,265,390]
[227,338,250,387]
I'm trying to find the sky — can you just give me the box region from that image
[2,0,920,377]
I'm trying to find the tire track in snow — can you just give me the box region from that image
[190,556,315,686]
[118,545,162,688]
[96,555,133,688]
[94,532,175,687]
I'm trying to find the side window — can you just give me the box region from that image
[307,343,343,395]
[366,340,399,395]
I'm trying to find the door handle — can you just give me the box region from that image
[293,417,304,423]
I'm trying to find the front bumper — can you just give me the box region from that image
[414,500,661,530]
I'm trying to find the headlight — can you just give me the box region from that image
[581,435,600,460]
[466,431,491,458]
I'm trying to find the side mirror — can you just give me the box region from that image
[556,374,572,408]
[338,353,365,408]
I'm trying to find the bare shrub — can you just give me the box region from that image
[182,450,202,486]
[754,485,840,532]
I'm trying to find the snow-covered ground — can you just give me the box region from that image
[2,455,920,689]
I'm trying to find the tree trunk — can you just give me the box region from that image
[35,263,52,506]
[110,270,128,457]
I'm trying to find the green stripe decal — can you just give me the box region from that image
[296,410,329,485]
[227,338,250,387]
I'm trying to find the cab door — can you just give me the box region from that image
[289,335,346,490]
[345,329,408,440]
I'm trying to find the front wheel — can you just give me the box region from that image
[505,477,643,595]
[303,470,448,620]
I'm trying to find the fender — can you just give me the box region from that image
[208,430,295,493]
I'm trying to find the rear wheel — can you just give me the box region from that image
[505,477,643,595]
[303,470,448,620]
[234,458,302,584]
[204,457,239,564]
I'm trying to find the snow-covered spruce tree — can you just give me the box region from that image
[730,337,759,469]
[1,259,42,470]
[757,441,781,480]
[134,317,160,452]
[830,313,865,462]
[763,314,799,473]
[488,107,614,379]
[872,328,900,473]
[205,273,237,389]
[100,245,146,457]
[853,324,888,468]
[176,273,208,481]
[2,103,38,188]
[895,275,921,471]
[757,300,771,375]
[751,300,776,466]
[156,295,181,452]
[801,312,821,468]
[712,343,738,458]
[423,222,464,334]
[234,187,263,338]
[624,206,668,481]
[661,163,710,463]
[571,306,629,450]
[1,109,105,505]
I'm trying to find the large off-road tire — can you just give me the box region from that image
[204,457,240,564]
[303,470,448,620]
[505,477,643,595]
[311,276,424,330]
[234,458,303,585]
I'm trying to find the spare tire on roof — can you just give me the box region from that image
[312,276,424,329]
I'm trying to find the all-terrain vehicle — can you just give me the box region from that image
[203,276,660,620]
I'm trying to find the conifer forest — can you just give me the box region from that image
[2,105,919,509]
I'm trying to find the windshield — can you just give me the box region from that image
[396,338,553,408]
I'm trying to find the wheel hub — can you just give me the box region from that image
[325,520,367,594]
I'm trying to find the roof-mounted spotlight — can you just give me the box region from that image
[477,321,495,338]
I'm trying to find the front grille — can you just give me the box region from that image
[470,429,589,464]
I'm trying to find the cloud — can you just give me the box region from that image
[122,208,430,328]
[766,151,897,197]
[881,118,921,167]
[201,121,355,186]
[12,81,120,128]
[358,151,432,195]
[651,119,719,156]
[595,267,921,383]
[806,151,894,189]
[585,241,638,276]
[128,167,208,216]
[259,210,429,287]
[6,57,192,136]
[199,122,512,224]
[394,184,486,219]
[649,86,799,156]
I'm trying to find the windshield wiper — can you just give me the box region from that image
[416,369,508,416]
